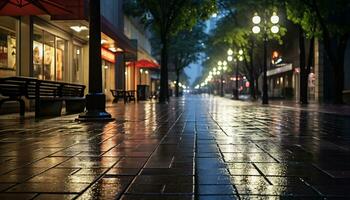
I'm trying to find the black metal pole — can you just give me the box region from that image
[220,73,224,97]
[78,0,113,121]
[235,61,239,100]
[262,35,268,104]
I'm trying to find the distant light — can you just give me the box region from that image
[252,14,261,24]
[116,48,124,52]
[140,69,143,73]
[70,25,88,33]
[227,48,233,56]
[218,61,222,66]
[238,49,243,55]
[275,58,282,64]
[238,56,244,61]
[252,26,260,34]
[109,47,117,52]
[223,66,228,71]
[104,65,108,69]
[227,56,233,62]
[212,13,218,18]
[223,60,227,66]
[101,39,107,44]
[271,12,279,24]
[271,25,279,33]
[145,70,149,74]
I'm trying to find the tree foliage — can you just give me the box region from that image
[124,0,216,102]
[286,0,350,103]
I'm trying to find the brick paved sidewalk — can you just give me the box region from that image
[0,96,349,199]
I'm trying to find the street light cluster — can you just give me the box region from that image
[227,48,244,99]
[197,49,244,97]
[196,60,229,90]
[251,11,280,104]
[252,12,279,34]
[173,81,188,89]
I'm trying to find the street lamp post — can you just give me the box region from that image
[78,0,113,121]
[227,49,243,100]
[252,11,279,104]
[218,60,227,97]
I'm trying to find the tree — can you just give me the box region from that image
[286,1,317,104]
[169,24,207,97]
[124,0,216,102]
[287,0,350,104]
[205,0,286,99]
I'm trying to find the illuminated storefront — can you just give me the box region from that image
[0,0,138,107]
[0,17,18,77]
[32,27,66,81]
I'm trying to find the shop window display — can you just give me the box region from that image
[33,27,66,81]
[0,17,17,77]
[73,45,82,83]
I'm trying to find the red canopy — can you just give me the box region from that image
[128,59,160,69]
[0,0,71,16]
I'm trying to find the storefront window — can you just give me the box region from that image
[56,37,65,81]
[33,26,66,81]
[0,17,18,77]
[72,45,82,83]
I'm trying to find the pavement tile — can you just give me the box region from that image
[198,185,237,195]
[0,96,349,198]
[199,195,238,200]
[120,194,194,200]
[0,193,37,200]
[34,194,77,200]
[77,177,132,199]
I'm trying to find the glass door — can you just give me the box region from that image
[72,45,82,83]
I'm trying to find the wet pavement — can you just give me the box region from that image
[0,95,350,199]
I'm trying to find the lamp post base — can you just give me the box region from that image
[76,93,114,122]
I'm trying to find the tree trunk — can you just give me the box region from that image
[299,26,308,104]
[307,36,314,75]
[321,34,347,104]
[311,2,347,104]
[333,35,347,104]
[249,46,256,99]
[255,77,259,98]
[175,69,180,97]
[159,39,169,103]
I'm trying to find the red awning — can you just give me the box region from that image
[0,0,71,16]
[128,59,160,69]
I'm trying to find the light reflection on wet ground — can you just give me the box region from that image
[0,95,349,199]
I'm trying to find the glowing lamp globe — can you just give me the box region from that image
[252,26,260,34]
[227,48,233,56]
[271,12,279,24]
[271,25,279,33]
[252,14,261,24]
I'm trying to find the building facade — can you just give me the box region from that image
[0,0,157,114]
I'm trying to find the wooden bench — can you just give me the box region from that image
[110,89,136,103]
[0,76,86,118]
